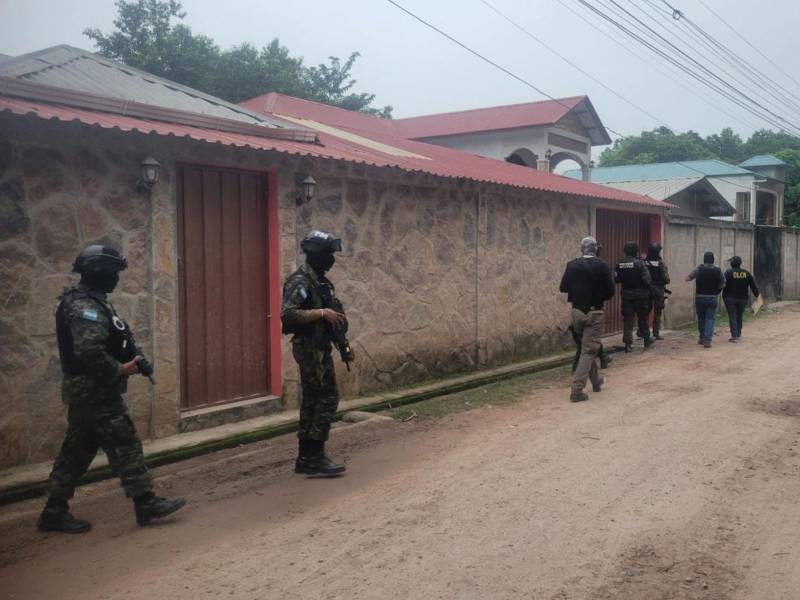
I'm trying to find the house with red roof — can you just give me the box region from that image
[0,45,668,469]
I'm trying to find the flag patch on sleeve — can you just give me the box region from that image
[80,309,99,322]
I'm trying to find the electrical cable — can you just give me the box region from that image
[696,0,800,90]
[573,0,800,136]
[635,0,800,120]
[384,0,628,137]
[478,0,672,129]
[599,0,800,135]
[552,0,762,132]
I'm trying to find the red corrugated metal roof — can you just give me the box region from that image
[240,92,395,137]
[392,96,585,139]
[0,94,666,209]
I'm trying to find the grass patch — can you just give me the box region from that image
[390,365,571,420]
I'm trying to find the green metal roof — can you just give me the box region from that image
[738,154,786,167]
[563,159,754,183]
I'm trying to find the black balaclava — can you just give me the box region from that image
[306,251,335,276]
[623,241,639,257]
[730,255,742,268]
[647,243,662,260]
[703,251,715,265]
[81,270,120,294]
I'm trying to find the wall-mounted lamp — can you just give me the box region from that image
[545,148,552,160]
[296,175,317,205]
[139,157,161,189]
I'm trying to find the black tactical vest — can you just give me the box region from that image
[616,257,647,290]
[646,260,666,286]
[56,287,129,375]
[695,265,721,295]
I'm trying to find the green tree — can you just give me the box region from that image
[704,127,744,163]
[598,127,715,166]
[774,149,800,227]
[85,0,392,116]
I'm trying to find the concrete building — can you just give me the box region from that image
[391,96,611,177]
[0,46,666,469]
[565,159,786,224]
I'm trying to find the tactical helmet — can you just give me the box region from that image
[300,230,342,254]
[72,245,128,274]
[623,241,639,256]
[649,242,662,253]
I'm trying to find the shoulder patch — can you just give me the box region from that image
[298,287,308,300]
[80,309,100,322]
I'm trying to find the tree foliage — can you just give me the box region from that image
[599,127,800,225]
[84,0,392,117]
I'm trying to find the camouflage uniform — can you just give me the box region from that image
[46,285,152,501]
[281,263,341,441]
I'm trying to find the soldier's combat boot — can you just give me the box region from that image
[295,440,346,476]
[624,343,633,353]
[294,438,314,473]
[599,352,613,369]
[644,336,656,349]
[570,391,589,402]
[134,492,186,526]
[592,376,605,393]
[37,499,91,534]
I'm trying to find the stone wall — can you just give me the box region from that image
[663,216,755,327]
[0,113,619,469]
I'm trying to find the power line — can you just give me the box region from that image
[636,0,800,121]
[384,0,629,137]
[552,0,762,132]
[478,0,672,129]
[599,0,800,134]
[696,0,800,91]
[651,0,800,119]
[573,0,800,136]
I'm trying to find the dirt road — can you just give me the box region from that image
[2,305,800,600]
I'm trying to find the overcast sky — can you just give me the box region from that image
[2,0,799,148]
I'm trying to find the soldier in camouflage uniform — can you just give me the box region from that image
[281,231,354,476]
[38,245,186,534]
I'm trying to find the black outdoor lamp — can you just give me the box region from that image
[545,148,552,161]
[139,157,161,189]
[297,175,317,205]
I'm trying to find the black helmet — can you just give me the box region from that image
[300,230,342,254]
[623,241,639,256]
[72,245,128,274]
[649,242,662,253]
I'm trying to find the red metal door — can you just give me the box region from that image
[595,209,654,334]
[177,166,270,409]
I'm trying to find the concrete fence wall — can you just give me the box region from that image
[664,216,800,328]
[664,216,755,327]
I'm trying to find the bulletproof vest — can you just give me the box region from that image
[616,256,647,290]
[56,287,129,375]
[695,265,721,295]
[646,260,666,286]
[725,268,750,297]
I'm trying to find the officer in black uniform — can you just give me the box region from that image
[615,241,654,352]
[281,231,354,476]
[645,242,670,340]
[40,245,186,534]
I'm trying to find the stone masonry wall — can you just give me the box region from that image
[1,114,602,469]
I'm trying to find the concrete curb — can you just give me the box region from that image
[0,343,624,506]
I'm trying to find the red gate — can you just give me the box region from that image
[595,209,660,333]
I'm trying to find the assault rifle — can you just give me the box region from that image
[118,320,155,384]
[316,283,355,371]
